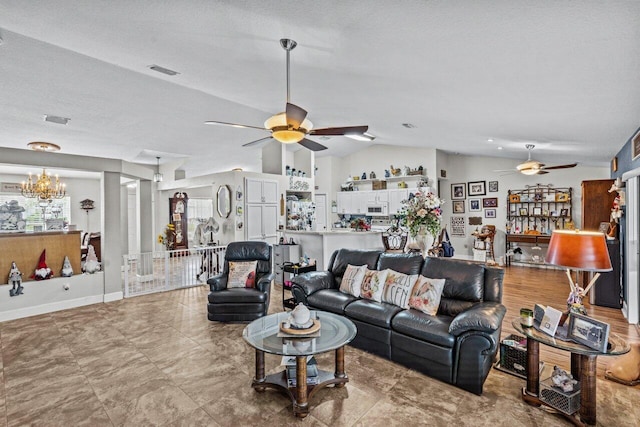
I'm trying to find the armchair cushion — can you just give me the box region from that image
[448,302,507,337]
[228,261,257,288]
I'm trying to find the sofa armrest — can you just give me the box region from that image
[291,271,335,304]
[207,274,227,291]
[448,302,507,337]
[256,272,275,293]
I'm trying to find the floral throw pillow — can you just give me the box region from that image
[382,270,419,309]
[339,264,367,297]
[408,276,446,315]
[360,269,389,302]
[227,261,258,288]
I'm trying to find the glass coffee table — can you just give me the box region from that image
[242,310,357,418]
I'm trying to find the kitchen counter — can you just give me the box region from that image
[282,229,384,269]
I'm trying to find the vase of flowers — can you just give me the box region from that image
[157,223,176,250]
[399,188,444,256]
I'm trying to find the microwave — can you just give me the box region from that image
[367,203,388,216]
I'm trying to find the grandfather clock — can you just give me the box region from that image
[169,192,189,250]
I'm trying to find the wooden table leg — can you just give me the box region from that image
[579,354,597,425]
[254,349,266,391]
[571,352,581,379]
[526,338,539,396]
[294,355,309,418]
[334,346,347,387]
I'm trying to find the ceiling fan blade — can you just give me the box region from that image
[536,170,550,175]
[285,103,308,128]
[242,136,274,147]
[310,125,369,136]
[541,163,578,171]
[205,120,267,131]
[297,138,327,151]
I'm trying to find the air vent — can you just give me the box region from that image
[44,115,70,125]
[148,65,180,76]
[402,123,416,129]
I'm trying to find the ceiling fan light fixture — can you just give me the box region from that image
[272,129,306,144]
[265,112,312,143]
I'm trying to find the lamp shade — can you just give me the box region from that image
[545,230,612,271]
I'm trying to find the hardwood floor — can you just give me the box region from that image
[500,266,640,377]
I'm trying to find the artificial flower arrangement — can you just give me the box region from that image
[157,223,176,250]
[399,188,445,238]
[350,217,370,231]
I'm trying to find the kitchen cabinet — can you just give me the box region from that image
[336,192,353,214]
[389,189,409,215]
[246,178,278,204]
[246,204,278,243]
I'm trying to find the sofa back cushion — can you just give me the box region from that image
[376,252,424,275]
[329,249,381,289]
[420,257,485,316]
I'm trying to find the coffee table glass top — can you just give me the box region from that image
[512,319,629,356]
[243,311,357,356]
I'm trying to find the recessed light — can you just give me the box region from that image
[231,167,243,172]
[27,141,61,152]
[148,65,180,76]
[488,138,494,143]
[43,115,70,125]
[402,123,416,129]
[345,132,376,142]
[497,146,503,150]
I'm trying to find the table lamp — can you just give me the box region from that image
[545,230,612,314]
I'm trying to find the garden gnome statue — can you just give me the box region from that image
[61,256,74,277]
[83,244,100,273]
[8,261,23,296]
[31,249,53,280]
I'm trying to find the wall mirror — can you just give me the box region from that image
[217,185,231,218]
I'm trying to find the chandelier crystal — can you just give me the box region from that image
[21,168,66,203]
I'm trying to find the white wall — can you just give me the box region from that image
[441,153,610,260]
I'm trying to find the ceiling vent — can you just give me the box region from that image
[148,65,180,76]
[402,123,416,129]
[44,115,70,125]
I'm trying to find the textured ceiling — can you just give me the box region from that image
[0,1,639,177]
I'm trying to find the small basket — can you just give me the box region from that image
[499,334,528,378]
[539,376,581,415]
[372,180,387,190]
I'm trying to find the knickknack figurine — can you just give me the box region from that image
[31,249,53,280]
[8,261,23,297]
[83,245,100,274]
[61,255,74,277]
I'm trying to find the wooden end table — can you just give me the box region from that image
[512,319,629,426]
[242,310,356,418]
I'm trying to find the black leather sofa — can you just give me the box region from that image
[291,249,506,395]
[207,241,274,322]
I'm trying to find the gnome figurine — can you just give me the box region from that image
[31,249,53,280]
[8,261,23,296]
[61,256,74,277]
[83,244,100,274]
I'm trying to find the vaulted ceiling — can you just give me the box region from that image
[1,1,639,177]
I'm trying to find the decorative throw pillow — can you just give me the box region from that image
[382,270,419,309]
[227,261,258,288]
[408,276,446,315]
[360,269,389,302]
[339,264,367,297]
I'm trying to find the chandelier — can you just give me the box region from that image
[21,168,66,203]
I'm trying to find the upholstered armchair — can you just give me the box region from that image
[206,241,274,322]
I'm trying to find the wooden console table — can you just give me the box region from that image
[505,234,551,266]
[512,319,629,426]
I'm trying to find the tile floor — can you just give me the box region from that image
[1,283,639,426]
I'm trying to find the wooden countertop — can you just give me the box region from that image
[0,230,80,238]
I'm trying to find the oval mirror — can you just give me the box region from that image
[217,185,231,218]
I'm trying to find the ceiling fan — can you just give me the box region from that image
[496,144,578,175]
[205,39,371,151]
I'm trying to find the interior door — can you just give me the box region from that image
[315,193,328,231]
[624,176,639,323]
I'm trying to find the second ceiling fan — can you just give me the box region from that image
[497,144,577,175]
[205,39,371,151]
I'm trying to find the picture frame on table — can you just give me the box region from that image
[567,312,610,352]
[484,209,496,218]
[519,208,528,216]
[509,194,521,203]
[533,207,542,216]
[469,199,482,212]
[468,181,486,196]
[452,200,465,213]
[556,192,570,202]
[483,197,498,208]
[560,208,569,217]
[451,183,466,200]
[488,181,498,192]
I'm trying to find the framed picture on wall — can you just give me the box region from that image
[451,183,466,200]
[469,199,481,212]
[484,209,496,218]
[468,181,486,196]
[483,197,498,208]
[632,128,640,160]
[488,181,498,192]
[453,200,465,213]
